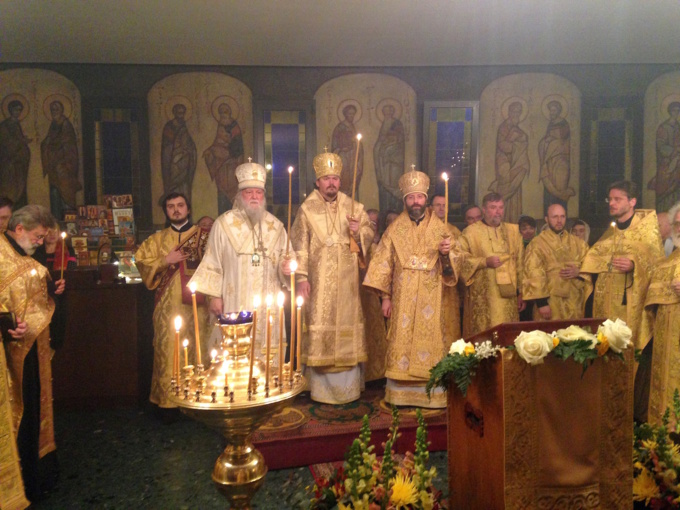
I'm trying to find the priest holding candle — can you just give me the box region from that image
[189,160,294,364]
[135,192,212,413]
[290,147,373,404]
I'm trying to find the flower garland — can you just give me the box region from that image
[427,319,633,397]
[307,407,445,509]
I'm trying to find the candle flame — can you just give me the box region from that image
[289,259,298,273]
[611,222,616,228]
[442,172,449,181]
[288,166,294,174]
[30,269,37,276]
[265,163,272,170]
[277,291,285,307]
[211,349,217,360]
[296,296,304,307]
[230,312,237,320]
[182,339,189,348]
[265,294,273,307]
[189,281,197,293]
[60,231,67,239]
[174,316,182,331]
[356,133,362,141]
[253,295,261,308]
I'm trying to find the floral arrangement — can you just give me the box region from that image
[427,319,633,397]
[307,407,445,509]
[633,389,680,508]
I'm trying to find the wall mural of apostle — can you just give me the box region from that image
[0,94,31,208]
[538,95,574,214]
[160,97,197,206]
[648,97,680,212]
[40,95,81,219]
[331,100,364,196]
[490,98,530,222]
[373,98,405,215]
[203,96,244,209]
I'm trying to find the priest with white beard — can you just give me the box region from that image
[189,160,293,356]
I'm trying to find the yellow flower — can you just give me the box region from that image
[552,337,560,348]
[633,468,661,505]
[642,439,658,451]
[596,337,609,356]
[464,345,475,356]
[389,473,418,508]
[338,503,352,510]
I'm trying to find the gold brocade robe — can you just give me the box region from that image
[644,249,680,424]
[361,242,387,381]
[580,210,664,351]
[459,221,524,337]
[291,190,372,369]
[522,229,591,320]
[0,234,56,472]
[442,223,462,345]
[135,225,211,407]
[363,210,460,381]
[0,341,29,510]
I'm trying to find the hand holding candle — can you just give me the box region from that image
[188,282,202,366]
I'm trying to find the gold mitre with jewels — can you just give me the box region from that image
[399,167,430,198]
[236,159,267,190]
[313,149,342,179]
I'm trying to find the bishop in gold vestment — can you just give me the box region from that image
[459,193,524,337]
[136,193,211,408]
[364,169,460,408]
[643,203,680,424]
[522,204,590,320]
[292,151,372,404]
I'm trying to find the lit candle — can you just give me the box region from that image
[277,292,285,384]
[188,282,202,365]
[248,295,261,393]
[286,166,294,256]
[183,339,189,367]
[265,294,273,388]
[60,232,67,280]
[289,260,297,384]
[296,296,303,372]
[174,316,182,381]
[441,173,449,225]
[350,134,362,219]
[211,349,217,364]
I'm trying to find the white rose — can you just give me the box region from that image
[449,339,474,356]
[514,330,555,365]
[599,318,632,353]
[555,325,597,347]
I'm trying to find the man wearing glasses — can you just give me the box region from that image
[580,180,664,421]
[0,205,64,504]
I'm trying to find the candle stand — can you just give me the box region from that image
[169,312,304,509]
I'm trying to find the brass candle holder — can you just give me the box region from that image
[168,311,304,510]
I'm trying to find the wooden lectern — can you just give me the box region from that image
[447,319,633,509]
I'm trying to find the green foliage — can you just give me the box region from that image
[426,352,482,398]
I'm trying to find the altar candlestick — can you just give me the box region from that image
[188,282,202,365]
[277,292,285,384]
[174,316,182,382]
[60,232,67,280]
[183,339,189,367]
[441,173,449,225]
[286,166,294,255]
[350,134,362,219]
[288,260,297,384]
[265,294,273,388]
[248,295,261,393]
[295,296,303,372]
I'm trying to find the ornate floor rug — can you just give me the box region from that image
[253,381,447,469]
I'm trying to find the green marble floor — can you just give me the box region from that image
[32,406,448,509]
